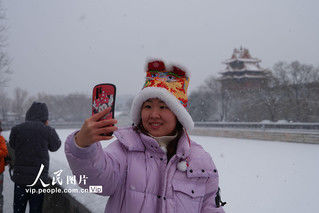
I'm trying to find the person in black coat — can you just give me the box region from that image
[9,102,61,213]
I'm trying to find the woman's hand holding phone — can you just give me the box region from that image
[75,107,118,148]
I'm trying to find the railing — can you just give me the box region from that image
[3,120,319,131]
[1,121,83,131]
[191,122,319,144]
[194,121,319,130]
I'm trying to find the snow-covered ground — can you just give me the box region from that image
[2,128,319,213]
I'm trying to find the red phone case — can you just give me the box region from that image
[92,84,116,136]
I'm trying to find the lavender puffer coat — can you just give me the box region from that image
[65,127,225,213]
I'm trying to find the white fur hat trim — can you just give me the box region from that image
[130,87,194,132]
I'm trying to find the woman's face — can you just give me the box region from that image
[141,98,177,137]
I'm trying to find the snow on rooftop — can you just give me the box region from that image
[220,47,268,79]
[224,58,261,64]
[223,47,262,64]
[220,74,267,80]
[224,64,263,72]
[244,63,262,71]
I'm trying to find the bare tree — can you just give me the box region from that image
[254,86,281,121]
[12,87,28,121]
[189,76,221,121]
[0,90,11,121]
[0,1,11,87]
[63,93,90,121]
[272,61,319,121]
[189,90,211,122]
[220,88,232,121]
[34,92,90,122]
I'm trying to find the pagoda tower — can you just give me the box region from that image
[219,47,270,91]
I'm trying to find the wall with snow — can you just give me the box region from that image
[191,127,319,144]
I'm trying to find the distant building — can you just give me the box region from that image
[219,47,271,91]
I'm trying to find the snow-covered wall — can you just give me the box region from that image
[191,127,319,144]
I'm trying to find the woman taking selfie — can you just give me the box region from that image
[65,60,225,213]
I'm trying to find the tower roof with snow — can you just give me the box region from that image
[220,47,270,80]
[224,47,261,64]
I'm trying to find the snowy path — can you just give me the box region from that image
[2,129,319,213]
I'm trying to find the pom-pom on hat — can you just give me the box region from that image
[130,60,194,132]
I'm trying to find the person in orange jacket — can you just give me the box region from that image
[0,123,9,213]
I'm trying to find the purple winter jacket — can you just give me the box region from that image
[65,127,225,213]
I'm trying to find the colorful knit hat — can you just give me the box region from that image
[130,60,194,132]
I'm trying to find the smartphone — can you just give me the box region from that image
[92,83,116,136]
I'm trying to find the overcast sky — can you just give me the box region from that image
[2,0,319,98]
